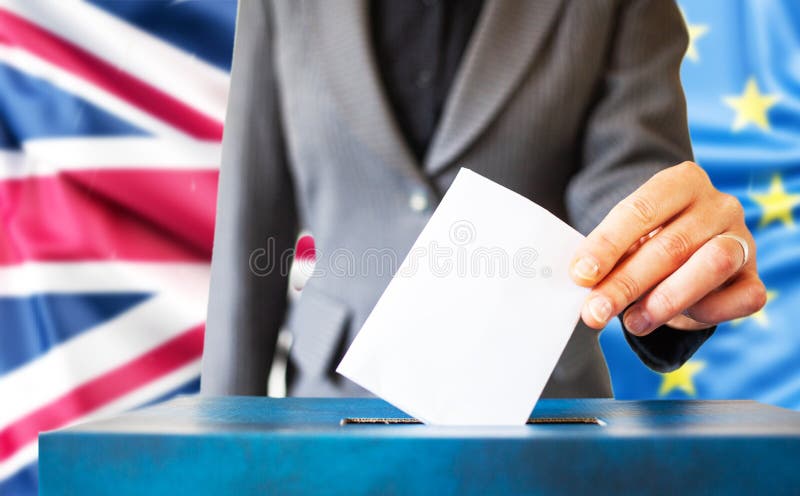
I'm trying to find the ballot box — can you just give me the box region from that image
[39,396,800,495]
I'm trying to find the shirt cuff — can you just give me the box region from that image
[620,316,715,373]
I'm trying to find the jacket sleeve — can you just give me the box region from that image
[201,0,298,395]
[565,0,712,373]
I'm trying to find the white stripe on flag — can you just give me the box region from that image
[0,45,194,139]
[0,137,221,179]
[0,273,208,428]
[0,359,201,481]
[0,262,210,296]
[0,441,35,483]
[1,0,229,123]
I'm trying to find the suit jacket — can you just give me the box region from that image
[201,0,709,397]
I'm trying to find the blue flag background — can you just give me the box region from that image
[602,0,800,409]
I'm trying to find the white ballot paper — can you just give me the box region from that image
[337,168,590,425]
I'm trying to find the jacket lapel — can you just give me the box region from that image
[316,0,423,180]
[424,0,564,175]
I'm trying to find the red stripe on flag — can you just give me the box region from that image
[0,324,204,462]
[295,234,316,261]
[0,9,223,140]
[0,170,217,265]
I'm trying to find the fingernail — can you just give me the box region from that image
[624,308,651,335]
[588,296,613,325]
[572,256,599,281]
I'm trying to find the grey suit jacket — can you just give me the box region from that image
[201,0,708,397]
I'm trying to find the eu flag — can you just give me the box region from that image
[602,0,800,410]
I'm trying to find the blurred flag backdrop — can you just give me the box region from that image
[0,1,798,494]
[600,0,800,409]
[0,1,235,494]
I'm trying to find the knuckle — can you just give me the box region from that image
[719,193,745,221]
[705,240,738,276]
[595,231,623,258]
[621,193,659,227]
[650,287,680,317]
[748,282,768,313]
[653,230,693,264]
[679,161,710,184]
[609,272,641,305]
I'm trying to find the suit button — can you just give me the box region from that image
[409,190,429,212]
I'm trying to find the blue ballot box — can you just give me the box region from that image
[39,396,800,495]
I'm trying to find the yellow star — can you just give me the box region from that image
[681,10,709,62]
[723,78,780,132]
[731,290,778,328]
[658,361,705,397]
[749,174,800,228]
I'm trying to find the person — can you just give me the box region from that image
[201,0,767,397]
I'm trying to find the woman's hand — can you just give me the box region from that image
[570,162,767,336]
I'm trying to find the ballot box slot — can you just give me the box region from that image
[340,417,603,425]
[341,418,422,425]
[527,417,602,425]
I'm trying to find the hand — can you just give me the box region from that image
[569,162,767,336]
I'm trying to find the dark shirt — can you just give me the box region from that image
[370,0,484,162]
[369,0,714,370]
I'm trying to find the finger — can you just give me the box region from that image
[580,202,731,329]
[682,270,767,325]
[622,227,663,259]
[570,162,709,286]
[665,312,716,331]
[619,232,749,335]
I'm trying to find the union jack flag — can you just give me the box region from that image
[0,1,237,493]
